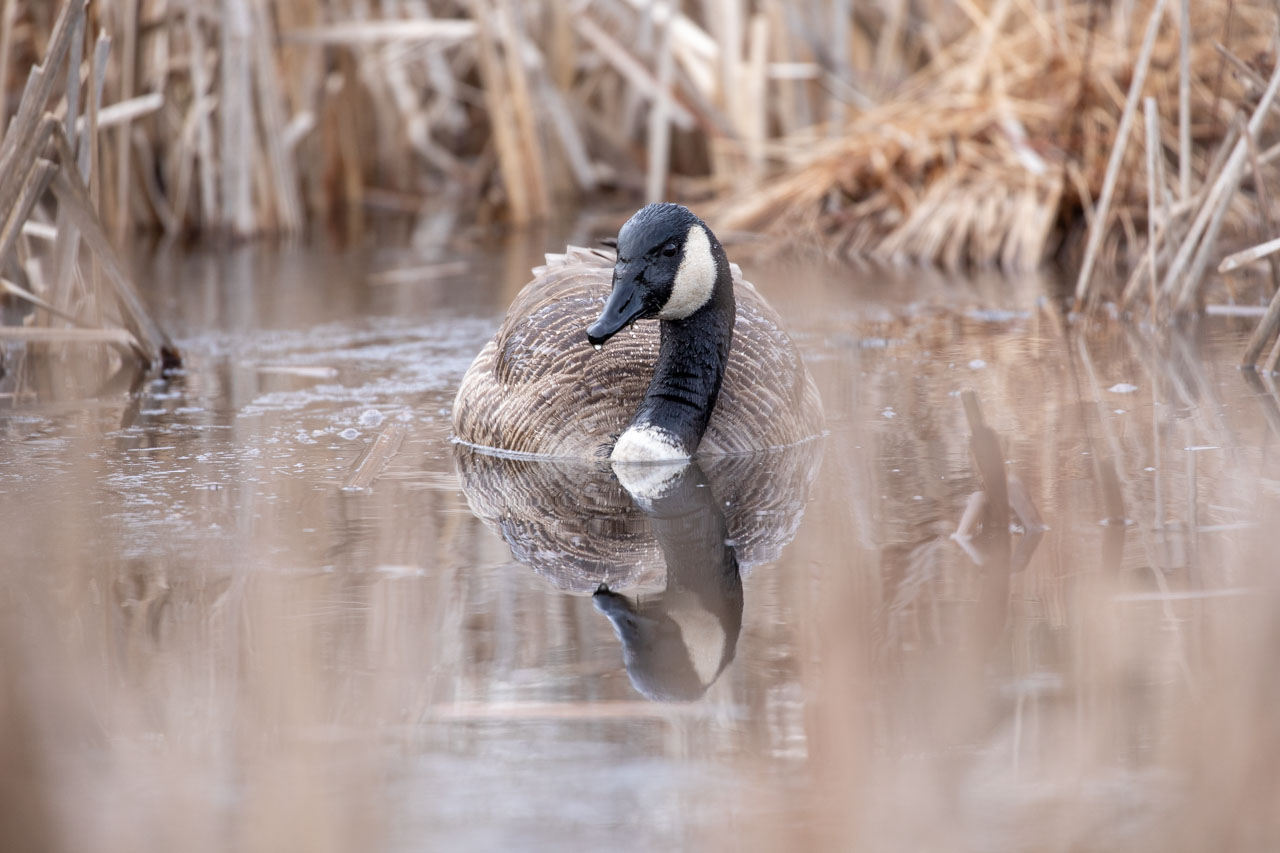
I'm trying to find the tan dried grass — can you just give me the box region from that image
[715,0,1276,283]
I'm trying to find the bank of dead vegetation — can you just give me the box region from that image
[3,0,1280,383]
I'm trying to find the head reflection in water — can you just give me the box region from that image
[593,462,742,702]
[453,442,819,702]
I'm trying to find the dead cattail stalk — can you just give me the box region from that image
[646,12,675,204]
[0,0,178,387]
[249,2,303,234]
[219,0,256,236]
[1178,0,1191,200]
[1144,97,1161,319]
[112,0,137,242]
[0,0,16,141]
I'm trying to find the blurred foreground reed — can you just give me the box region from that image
[3,0,1280,361]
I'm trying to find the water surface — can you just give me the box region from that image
[3,240,1279,851]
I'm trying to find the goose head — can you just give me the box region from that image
[587,203,730,346]
[586,204,737,462]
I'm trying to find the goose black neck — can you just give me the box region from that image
[630,274,735,454]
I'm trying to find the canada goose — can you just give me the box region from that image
[452,203,822,460]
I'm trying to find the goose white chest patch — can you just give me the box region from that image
[658,224,716,320]
[610,424,688,463]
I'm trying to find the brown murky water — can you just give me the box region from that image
[3,237,1280,851]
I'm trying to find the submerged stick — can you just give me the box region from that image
[1073,0,1168,308]
[342,423,408,491]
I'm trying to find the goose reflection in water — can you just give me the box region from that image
[453,442,821,701]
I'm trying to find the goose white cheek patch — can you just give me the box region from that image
[658,224,716,320]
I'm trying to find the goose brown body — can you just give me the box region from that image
[452,245,822,459]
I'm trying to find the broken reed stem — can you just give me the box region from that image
[47,121,176,365]
[1241,275,1280,368]
[1172,54,1280,311]
[1163,49,1280,312]
[0,0,84,172]
[1074,0,1168,308]
[0,160,56,271]
[1219,235,1280,274]
[1241,116,1280,294]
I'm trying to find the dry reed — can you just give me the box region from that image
[717,2,1277,283]
[3,0,1280,352]
[0,0,177,400]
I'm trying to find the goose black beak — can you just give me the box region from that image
[587,270,645,347]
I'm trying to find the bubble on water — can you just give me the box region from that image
[968,359,987,369]
[358,409,384,428]
[1109,383,1138,393]
[593,344,603,352]
[338,428,360,440]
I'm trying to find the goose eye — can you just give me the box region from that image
[661,243,678,257]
